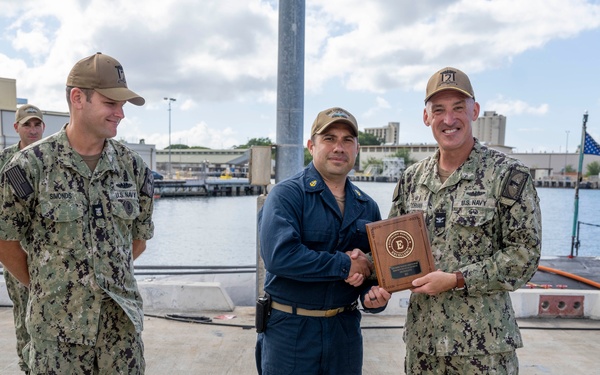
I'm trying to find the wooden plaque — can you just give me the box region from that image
[366,212,435,292]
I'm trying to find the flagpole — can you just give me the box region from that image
[570,110,588,258]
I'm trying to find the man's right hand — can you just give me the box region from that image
[346,248,372,279]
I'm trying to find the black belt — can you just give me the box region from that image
[271,301,358,317]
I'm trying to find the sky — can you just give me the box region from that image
[1,0,600,153]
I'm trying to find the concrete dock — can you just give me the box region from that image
[1,306,600,374]
[2,256,600,374]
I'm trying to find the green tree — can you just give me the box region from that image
[585,161,600,176]
[234,137,273,149]
[165,144,190,150]
[363,157,383,168]
[391,148,417,168]
[358,131,382,146]
[565,165,575,173]
[304,147,312,166]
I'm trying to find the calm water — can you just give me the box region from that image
[139,183,600,266]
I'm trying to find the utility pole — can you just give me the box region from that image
[565,130,569,174]
[164,97,176,178]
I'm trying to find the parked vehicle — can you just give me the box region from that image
[152,171,164,180]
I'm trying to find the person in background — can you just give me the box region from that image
[0,104,46,374]
[0,52,154,374]
[388,67,541,374]
[256,107,391,375]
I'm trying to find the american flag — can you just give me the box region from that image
[584,132,600,156]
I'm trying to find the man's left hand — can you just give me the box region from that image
[410,270,457,296]
[363,286,391,309]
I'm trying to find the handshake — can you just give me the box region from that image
[344,248,378,285]
[344,248,390,308]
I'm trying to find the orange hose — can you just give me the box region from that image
[537,265,600,289]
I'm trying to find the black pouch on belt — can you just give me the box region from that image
[255,293,271,333]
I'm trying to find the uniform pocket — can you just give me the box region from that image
[110,198,140,246]
[39,196,85,247]
[302,228,335,252]
[450,207,496,257]
[263,310,299,374]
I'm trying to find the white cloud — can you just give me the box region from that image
[120,120,239,150]
[2,0,600,102]
[363,96,391,118]
[1,0,600,152]
[485,95,549,116]
[305,0,600,93]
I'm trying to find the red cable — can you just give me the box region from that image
[537,265,600,289]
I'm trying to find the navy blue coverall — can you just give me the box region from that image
[256,162,383,375]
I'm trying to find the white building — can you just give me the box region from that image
[364,121,400,145]
[473,110,506,146]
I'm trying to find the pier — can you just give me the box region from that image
[2,258,600,374]
[348,175,398,183]
[534,177,599,189]
[154,178,263,198]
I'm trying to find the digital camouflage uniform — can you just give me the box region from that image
[389,140,541,373]
[0,126,154,374]
[0,142,31,373]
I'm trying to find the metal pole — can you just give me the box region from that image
[576,221,581,257]
[164,97,176,178]
[570,111,588,258]
[257,0,305,300]
[565,130,569,174]
[275,0,305,182]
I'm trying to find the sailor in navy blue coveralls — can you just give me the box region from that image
[256,107,391,375]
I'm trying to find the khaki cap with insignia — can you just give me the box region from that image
[15,104,44,124]
[311,107,358,137]
[425,67,475,103]
[66,52,145,106]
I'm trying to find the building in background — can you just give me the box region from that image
[473,110,506,146]
[3,76,597,183]
[364,121,399,145]
[155,148,250,178]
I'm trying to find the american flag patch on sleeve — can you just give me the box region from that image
[4,165,34,199]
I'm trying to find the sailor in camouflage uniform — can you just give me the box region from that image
[0,104,46,374]
[0,53,154,375]
[389,67,541,374]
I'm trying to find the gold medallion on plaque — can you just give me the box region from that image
[385,230,414,259]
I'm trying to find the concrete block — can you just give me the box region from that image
[538,295,584,317]
[511,289,600,319]
[0,281,10,307]
[138,280,235,313]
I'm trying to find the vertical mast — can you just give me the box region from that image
[570,111,588,257]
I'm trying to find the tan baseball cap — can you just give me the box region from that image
[311,107,358,137]
[66,52,145,106]
[15,104,44,124]
[425,67,475,103]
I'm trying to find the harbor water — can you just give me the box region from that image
[139,183,600,267]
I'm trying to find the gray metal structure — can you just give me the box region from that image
[275,0,305,183]
[164,97,176,178]
[258,0,306,299]
[380,157,405,178]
